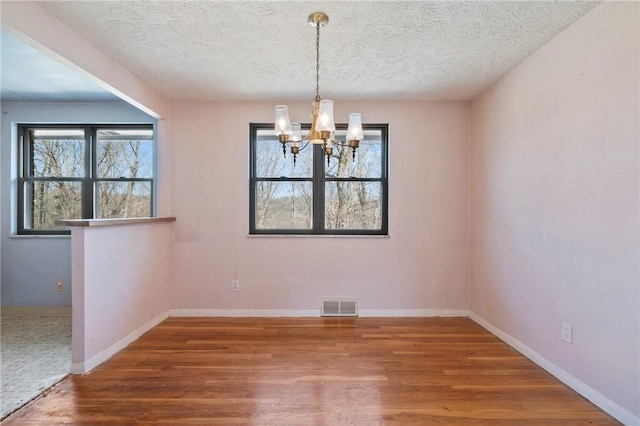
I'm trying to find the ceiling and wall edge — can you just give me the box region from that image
[0,0,169,119]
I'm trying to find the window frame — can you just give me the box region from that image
[17,123,155,236]
[249,122,389,235]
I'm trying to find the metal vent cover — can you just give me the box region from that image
[321,299,358,317]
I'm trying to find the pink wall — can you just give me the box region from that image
[169,101,469,313]
[470,1,639,420]
[71,222,172,372]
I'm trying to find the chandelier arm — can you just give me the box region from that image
[297,136,361,147]
[297,141,311,152]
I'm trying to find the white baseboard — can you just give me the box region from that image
[70,310,169,374]
[468,311,639,426]
[359,308,469,317]
[169,308,469,318]
[170,309,320,317]
[1,306,72,316]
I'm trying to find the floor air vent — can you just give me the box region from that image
[321,299,358,317]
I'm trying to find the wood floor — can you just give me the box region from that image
[3,317,618,425]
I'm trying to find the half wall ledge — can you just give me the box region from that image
[56,217,176,227]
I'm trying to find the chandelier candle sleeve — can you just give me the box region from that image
[289,122,302,165]
[275,105,292,141]
[316,100,336,137]
[346,113,364,142]
[291,123,302,145]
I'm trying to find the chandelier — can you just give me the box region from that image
[274,12,364,166]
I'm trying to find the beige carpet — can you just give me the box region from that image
[0,312,71,419]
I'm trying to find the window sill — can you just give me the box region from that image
[10,234,71,239]
[248,234,391,239]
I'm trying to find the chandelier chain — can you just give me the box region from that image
[315,22,321,102]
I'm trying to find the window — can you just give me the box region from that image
[250,123,388,235]
[17,124,154,235]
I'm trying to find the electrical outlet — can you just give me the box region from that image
[561,323,573,344]
[56,280,64,292]
[231,280,240,292]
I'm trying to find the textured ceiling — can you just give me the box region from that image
[30,1,602,102]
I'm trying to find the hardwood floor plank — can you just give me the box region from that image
[2,317,620,425]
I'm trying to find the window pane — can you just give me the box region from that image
[97,129,153,178]
[326,130,382,178]
[30,129,85,177]
[24,180,82,230]
[96,181,151,218]
[255,129,312,178]
[255,181,312,229]
[325,182,382,230]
